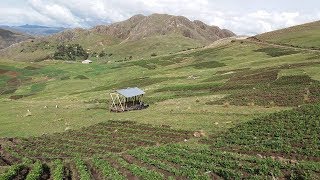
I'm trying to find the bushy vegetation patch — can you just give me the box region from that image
[30,83,46,93]
[189,61,226,69]
[254,47,300,57]
[53,44,88,61]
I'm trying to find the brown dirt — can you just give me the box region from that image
[0,69,9,74]
[0,156,11,166]
[5,71,20,78]
[63,164,72,180]
[0,139,21,165]
[210,172,223,180]
[40,164,51,180]
[86,161,103,180]
[12,167,29,180]
[9,95,24,100]
[68,162,79,180]
[7,77,20,86]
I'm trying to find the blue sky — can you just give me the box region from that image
[0,0,319,35]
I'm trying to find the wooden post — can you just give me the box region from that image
[116,94,124,111]
[110,93,117,111]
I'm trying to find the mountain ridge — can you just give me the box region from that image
[0,13,236,61]
[0,24,67,36]
[90,13,235,43]
[0,28,33,49]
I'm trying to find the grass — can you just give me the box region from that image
[0,39,319,137]
[0,33,204,62]
[1,22,320,179]
[256,21,320,49]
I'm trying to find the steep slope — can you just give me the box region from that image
[0,28,33,49]
[0,14,235,61]
[254,21,320,49]
[93,13,235,43]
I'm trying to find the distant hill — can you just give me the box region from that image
[92,14,235,43]
[0,28,33,49]
[254,21,320,49]
[0,24,67,36]
[0,14,235,61]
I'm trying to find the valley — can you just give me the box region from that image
[0,15,319,179]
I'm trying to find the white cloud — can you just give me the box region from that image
[0,0,319,35]
[0,6,55,26]
[27,0,83,27]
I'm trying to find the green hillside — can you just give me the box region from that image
[0,21,320,179]
[0,14,234,62]
[255,21,320,49]
[1,38,320,137]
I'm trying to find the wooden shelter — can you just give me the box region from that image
[110,87,148,112]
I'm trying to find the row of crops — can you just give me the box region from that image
[5,121,192,160]
[202,103,320,161]
[1,144,319,179]
[1,104,320,179]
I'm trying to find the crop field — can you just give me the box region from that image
[1,21,320,179]
[1,104,320,179]
[8,121,192,158]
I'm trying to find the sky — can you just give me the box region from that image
[0,0,319,35]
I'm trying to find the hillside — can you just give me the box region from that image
[0,24,67,36]
[0,28,33,49]
[0,14,235,62]
[92,14,235,43]
[0,20,320,179]
[255,21,320,49]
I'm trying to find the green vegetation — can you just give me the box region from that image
[92,156,125,179]
[203,103,320,159]
[254,47,299,57]
[0,163,26,180]
[1,38,319,137]
[25,161,43,180]
[0,21,320,179]
[256,21,320,49]
[74,157,92,180]
[1,104,319,179]
[52,159,64,180]
[53,44,88,61]
[7,121,192,157]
